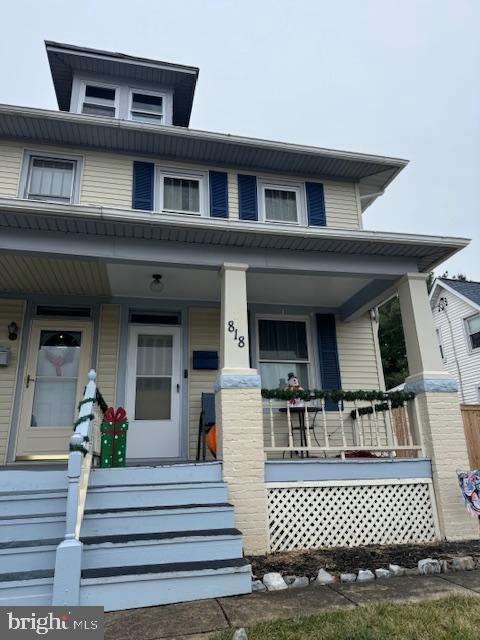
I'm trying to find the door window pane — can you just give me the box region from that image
[163,177,200,213]
[265,188,298,223]
[135,377,171,420]
[135,334,173,420]
[31,331,82,427]
[27,158,75,203]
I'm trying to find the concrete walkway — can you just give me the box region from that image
[105,570,480,640]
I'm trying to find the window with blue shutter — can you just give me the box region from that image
[209,171,228,218]
[316,314,342,410]
[132,161,154,210]
[306,182,326,226]
[238,174,258,221]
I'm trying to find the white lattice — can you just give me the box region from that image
[267,480,437,551]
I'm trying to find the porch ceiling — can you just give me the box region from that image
[0,254,110,296]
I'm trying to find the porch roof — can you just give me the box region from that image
[0,104,407,209]
[0,197,469,274]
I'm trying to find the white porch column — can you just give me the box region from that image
[398,273,477,540]
[215,263,268,555]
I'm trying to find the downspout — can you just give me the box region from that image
[437,298,466,403]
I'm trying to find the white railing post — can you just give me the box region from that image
[53,370,98,606]
[286,401,294,449]
[321,399,329,450]
[269,399,275,449]
[338,401,346,459]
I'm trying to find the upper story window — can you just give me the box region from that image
[130,91,164,124]
[81,84,117,117]
[258,179,306,225]
[24,156,77,204]
[466,315,480,351]
[257,317,311,389]
[156,168,207,216]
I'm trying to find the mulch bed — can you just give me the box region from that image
[247,539,480,579]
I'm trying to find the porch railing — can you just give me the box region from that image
[263,390,424,459]
[52,369,107,605]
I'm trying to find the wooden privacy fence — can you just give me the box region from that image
[461,405,480,469]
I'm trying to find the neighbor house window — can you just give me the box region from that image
[81,84,116,117]
[130,91,164,124]
[259,180,305,224]
[24,156,77,204]
[466,315,480,350]
[257,318,311,389]
[436,328,445,361]
[157,169,206,215]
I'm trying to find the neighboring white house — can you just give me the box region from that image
[430,278,480,404]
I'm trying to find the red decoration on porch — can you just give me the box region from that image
[206,425,217,458]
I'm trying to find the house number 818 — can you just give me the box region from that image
[227,320,245,348]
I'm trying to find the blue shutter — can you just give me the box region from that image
[209,171,228,218]
[306,182,326,226]
[238,174,258,221]
[316,314,342,411]
[132,161,154,210]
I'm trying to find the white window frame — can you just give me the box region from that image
[257,178,307,226]
[78,80,119,118]
[155,166,208,217]
[19,149,83,205]
[436,327,446,362]
[255,314,315,391]
[128,88,166,125]
[464,313,480,353]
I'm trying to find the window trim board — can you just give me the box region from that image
[18,149,84,205]
[77,79,119,118]
[464,313,480,353]
[154,165,209,217]
[128,88,167,124]
[257,177,307,226]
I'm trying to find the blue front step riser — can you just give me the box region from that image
[0,483,228,517]
[0,506,235,542]
[0,535,243,573]
[80,566,252,611]
[0,579,53,607]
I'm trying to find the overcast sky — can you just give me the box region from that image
[1,0,479,279]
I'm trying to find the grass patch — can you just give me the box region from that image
[213,595,480,640]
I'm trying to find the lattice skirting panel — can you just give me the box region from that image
[267,479,439,552]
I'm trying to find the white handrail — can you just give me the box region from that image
[52,369,98,605]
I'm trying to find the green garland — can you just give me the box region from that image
[261,388,415,404]
[95,389,108,414]
[73,413,94,430]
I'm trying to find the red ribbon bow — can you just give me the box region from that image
[114,407,127,424]
[104,407,115,422]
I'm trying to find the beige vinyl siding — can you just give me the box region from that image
[336,313,384,390]
[0,144,22,197]
[188,308,220,460]
[80,153,132,208]
[96,304,121,408]
[324,180,361,229]
[0,299,26,463]
[0,140,361,229]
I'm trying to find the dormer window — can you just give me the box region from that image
[130,91,164,124]
[81,84,116,117]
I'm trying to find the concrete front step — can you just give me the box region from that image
[79,558,252,611]
[0,529,243,573]
[0,481,228,517]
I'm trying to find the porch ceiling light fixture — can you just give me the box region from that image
[7,322,18,341]
[149,273,164,293]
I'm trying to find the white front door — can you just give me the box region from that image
[125,325,182,459]
[15,319,93,460]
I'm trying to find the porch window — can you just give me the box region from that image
[258,318,310,389]
[25,157,77,204]
[81,84,116,117]
[466,315,480,350]
[130,91,164,124]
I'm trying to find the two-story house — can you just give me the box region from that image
[0,42,476,610]
[430,277,480,404]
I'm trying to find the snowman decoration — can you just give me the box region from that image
[286,372,304,408]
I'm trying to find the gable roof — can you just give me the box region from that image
[430,277,480,312]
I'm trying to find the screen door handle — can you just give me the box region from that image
[26,374,35,388]
[176,383,180,393]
